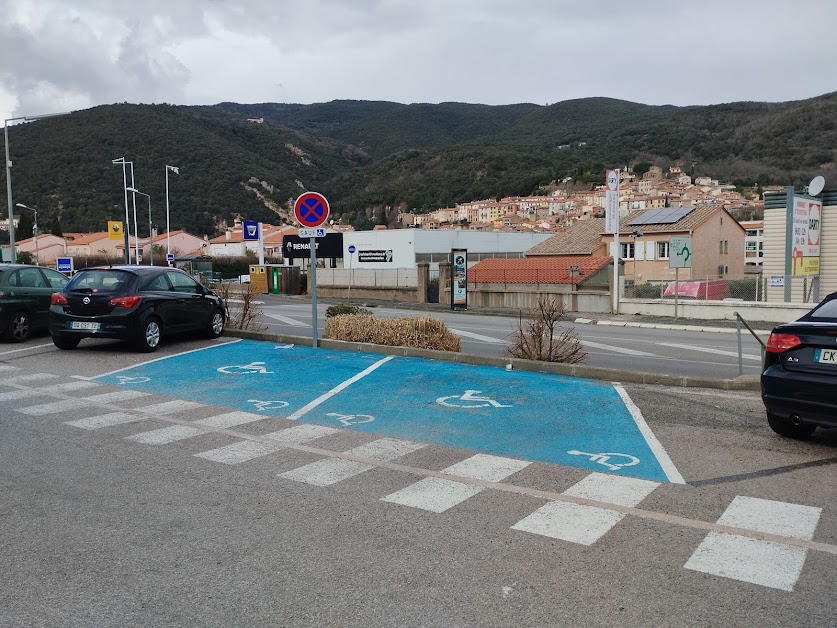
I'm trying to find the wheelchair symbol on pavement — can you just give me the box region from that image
[436,390,512,408]
[248,399,289,412]
[115,375,150,385]
[567,450,640,471]
[327,412,375,426]
[217,361,273,375]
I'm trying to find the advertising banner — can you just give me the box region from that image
[357,250,393,263]
[451,248,468,310]
[605,169,620,234]
[791,196,822,275]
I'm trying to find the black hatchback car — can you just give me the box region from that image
[0,263,70,342]
[49,266,225,352]
[761,292,837,438]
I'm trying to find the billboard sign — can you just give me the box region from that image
[283,233,343,259]
[792,196,821,275]
[451,248,467,310]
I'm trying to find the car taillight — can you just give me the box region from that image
[51,293,69,306]
[765,333,802,353]
[108,295,142,308]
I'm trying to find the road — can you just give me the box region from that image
[255,297,766,380]
[1,336,835,627]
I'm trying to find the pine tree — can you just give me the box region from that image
[17,213,33,240]
[51,216,63,237]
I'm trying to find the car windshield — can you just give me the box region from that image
[66,269,134,294]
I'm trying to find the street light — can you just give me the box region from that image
[112,157,138,264]
[14,203,38,265]
[165,165,179,263]
[5,110,72,262]
[126,187,153,266]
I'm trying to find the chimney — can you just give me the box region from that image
[226,231,231,241]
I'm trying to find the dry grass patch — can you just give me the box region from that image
[325,314,461,352]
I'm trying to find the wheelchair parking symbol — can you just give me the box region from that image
[567,450,640,471]
[217,361,273,375]
[436,390,512,409]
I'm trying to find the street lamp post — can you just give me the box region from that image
[165,165,179,264]
[111,158,136,264]
[5,111,72,263]
[14,203,38,265]
[126,187,153,266]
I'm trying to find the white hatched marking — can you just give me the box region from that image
[683,496,822,591]
[263,312,310,327]
[562,472,659,507]
[382,477,483,513]
[582,341,656,356]
[194,440,282,465]
[6,373,58,384]
[51,381,102,392]
[263,424,339,444]
[280,438,425,487]
[137,400,205,415]
[684,533,808,591]
[450,329,510,344]
[128,425,205,444]
[65,412,144,430]
[193,411,265,429]
[18,398,89,416]
[83,390,151,403]
[443,454,530,482]
[512,501,625,546]
[511,472,659,545]
[657,342,761,361]
[0,389,38,401]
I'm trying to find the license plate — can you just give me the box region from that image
[70,321,100,331]
[814,348,837,364]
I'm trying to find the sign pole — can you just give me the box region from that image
[605,169,620,314]
[310,237,318,349]
[674,267,679,320]
[258,222,265,265]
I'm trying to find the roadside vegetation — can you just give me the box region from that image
[212,280,265,332]
[325,313,461,352]
[325,303,373,318]
[506,296,586,363]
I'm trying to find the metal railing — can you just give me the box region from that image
[734,311,767,376]
[624,274,820,304]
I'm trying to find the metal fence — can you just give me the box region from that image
[624,274,821,304]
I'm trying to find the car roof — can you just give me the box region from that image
[82,265,183,275]
[0,263,50,270]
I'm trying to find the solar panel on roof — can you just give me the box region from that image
[628,206,695,226]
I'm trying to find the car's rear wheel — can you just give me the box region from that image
[136,317,162,353]
[767,411,817,439]
[206,309,225,339]
[52,335,81,350]
[5,311,31,343]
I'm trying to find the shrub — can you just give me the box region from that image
[634,283,663,298]
[325,303,373,318]
[505,296,586,363]
[325,314,461,352]
[212,281,266,331]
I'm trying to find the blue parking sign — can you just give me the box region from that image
[243,221,260,241]
[57,257,73,273]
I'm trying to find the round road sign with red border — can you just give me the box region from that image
[294,192,330,228]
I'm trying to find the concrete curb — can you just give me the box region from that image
[573,317,771,335]
[226,329,761,392]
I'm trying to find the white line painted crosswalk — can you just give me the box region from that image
[263,424,339,443]
[684,496,822,591]
[193,411,265,429]
[18,398,91,416]
[50,381,102,392]
[194,440,283,465]
[66,412,147,430]
[82,390,151,404]
[6,373,58,384]
[128,425,205,444]
[137,400,206,415]
[381,454,530,513]
[0,389,40,401]
[511,473,660,545]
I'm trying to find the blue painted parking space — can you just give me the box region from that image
[95,339,681,483]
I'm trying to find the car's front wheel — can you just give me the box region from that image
[767,412,817,439]
[5,311,31,343]
[205,309,225,339]
[53,335,81,350]
[136,317,162,353]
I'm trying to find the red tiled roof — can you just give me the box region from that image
[468,256,611,285]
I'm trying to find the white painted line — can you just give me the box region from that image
[614,384,685,484]
[442,454,530,482]
[128,425,204,444]
[50,381,102,392]
[279,438,425,487]
[91,338,243,379]
[263,312,310,327]
[582,341,656,357]
[512,501,625,546]
[286,355,395,421]
[684,532,808,591]
[263,424,339,444]
[193,410,265,429]
[65,412,144,430]
[449,329,510,344]
[82,390,151,403]
[280,458,373,487]
[0,389,39,401]
[716,496,821,541]
[0,342,54,355]
[381,477,483,513]
[657,342,761,361]
[194,440,282,464]
[136,400,206,415]
[18,398,89,416]
[0,364,20,372]
[6,373,58,384]
[563,472,659,508]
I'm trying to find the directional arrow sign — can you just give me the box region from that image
[669,236,692,269]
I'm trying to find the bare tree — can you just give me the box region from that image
[212,281,266,332]
[505,295,586,363]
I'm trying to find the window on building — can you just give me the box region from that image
[746,242,757,251]
[620,242,635,259]
[720,240,728,254]
[746,230,757,237]
[718,265,729,276]
[656,242,669,259]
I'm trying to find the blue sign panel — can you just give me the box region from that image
[242,221,260,241]
[166,253,175,262]
[57,257,73,273]
[348,245,356,254]
[94,339,681,483]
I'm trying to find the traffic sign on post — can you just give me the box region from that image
[166,253,175,263]
[294,192,330,228]
[669,237,693,269]
[298,227,326,238]
[57,257,73,273]
[242,221,260,241]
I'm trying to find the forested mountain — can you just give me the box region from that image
[2,93,835,236]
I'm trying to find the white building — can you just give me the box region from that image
[740,220,765,267]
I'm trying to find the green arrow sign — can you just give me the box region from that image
[669,237,692,269]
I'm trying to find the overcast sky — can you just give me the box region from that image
[1,0,836,121]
